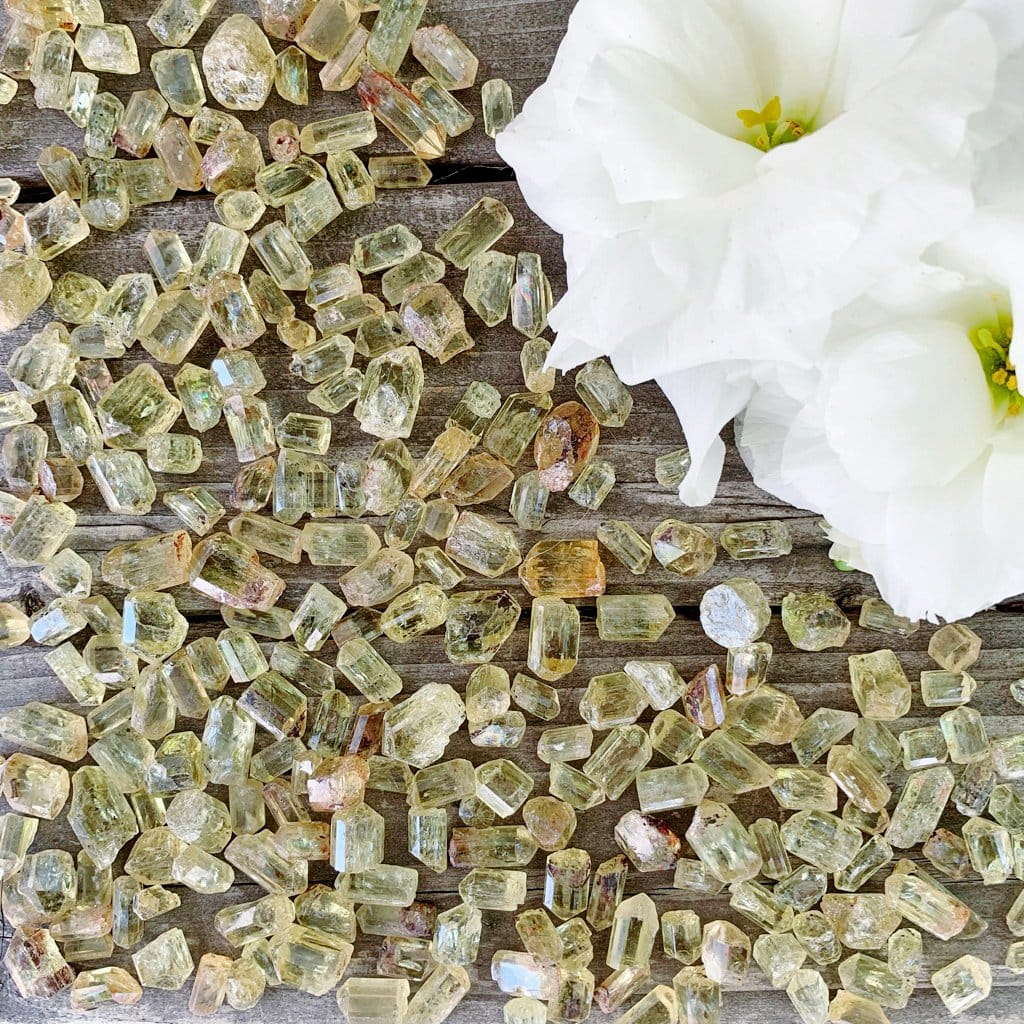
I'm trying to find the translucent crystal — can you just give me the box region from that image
[858,597,919,637]
[597,594,675,642]
[928,623,982,671]
[781,591,851,651]
[482,77,515,137]
[0,253,52,330]
[651,519,716,576]
[358,65,445,160]
[931,955,991,1016]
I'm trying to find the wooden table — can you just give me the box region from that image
[1,1,1023,1021]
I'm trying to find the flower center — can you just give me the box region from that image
[735,96,808,151]
[970,315,1020,416]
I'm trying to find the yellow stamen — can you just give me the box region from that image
[1009,374,1018,392]
[993,368,1009,386]
[736,96,807,151]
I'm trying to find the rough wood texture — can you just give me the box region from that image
[2,1,1024,1022]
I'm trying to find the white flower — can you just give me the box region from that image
[737,210,1024,622]
[498,0,1022,504]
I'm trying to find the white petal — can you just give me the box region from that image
[823,319,994,490]
[656,364,755,506]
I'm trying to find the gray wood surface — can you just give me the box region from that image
[2,2,1024,1022]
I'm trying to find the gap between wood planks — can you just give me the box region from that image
[11,163,519,206]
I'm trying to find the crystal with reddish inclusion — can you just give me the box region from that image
[4,927,75,998]
[512,251,550,338]
[189,533,285,611]
[651,519,717,576]
[519,539,606,599]
[202,14,276,110]
[358,65,446,160]
[533,401,600,491]
[614,809,682,871]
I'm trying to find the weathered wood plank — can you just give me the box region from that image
[0,0,573,186]
[1,171,1024,1024]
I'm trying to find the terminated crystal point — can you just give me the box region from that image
[886,765,954,849]
[700,577,771,648]
[859,597,919,637]
[933,950,987,1015]
[685,800,762,884]
[520,539,606,598]
[781,592,851,651]
[133,928,195,989]
[69,766,139,868]
[848,650,912,721]
[827,991,892,1024]
[786,969,829,1024]
[70,966,143,1010]
[358,65,446,161]
[597,890,654,971]
[202,14,276,110]
[651,519,716,576]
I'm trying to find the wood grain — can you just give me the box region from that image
[2,2,1024,1022]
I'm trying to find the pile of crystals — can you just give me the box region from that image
[0,0,517,327]
[0,1,1021,1023]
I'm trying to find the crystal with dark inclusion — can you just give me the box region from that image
[444,590,521,664]
[614,809,683,871]
[4,926,75,998]
[781,591,851,651]
[238,671,307,739]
